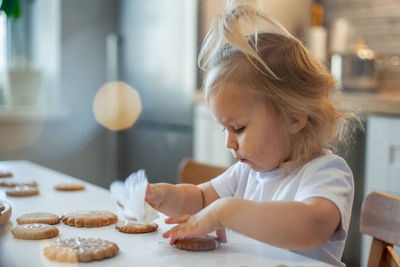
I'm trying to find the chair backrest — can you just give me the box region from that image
[178,158,227,185]
[360,191,400,267]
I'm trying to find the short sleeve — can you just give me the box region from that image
[210,162,243,198]
[294,155,354,240]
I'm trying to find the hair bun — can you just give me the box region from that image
[199,0,296,78]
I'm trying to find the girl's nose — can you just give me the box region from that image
[225,132,238,150]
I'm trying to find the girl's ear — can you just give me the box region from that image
[288,112,308,134]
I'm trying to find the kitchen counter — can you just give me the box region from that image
[0,160,332,267]
[342,92,400,116]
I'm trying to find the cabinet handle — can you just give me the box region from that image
[389,145,400,164]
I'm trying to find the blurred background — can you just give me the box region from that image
[0,0,400,266]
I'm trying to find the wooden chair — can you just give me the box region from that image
[360,191,400,267]
[178,158,227,185]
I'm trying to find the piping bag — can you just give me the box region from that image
[110,170,159,223]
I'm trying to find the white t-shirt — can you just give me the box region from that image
[210,150,354,267]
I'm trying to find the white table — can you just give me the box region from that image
[0,161,332,267]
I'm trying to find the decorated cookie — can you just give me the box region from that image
[6,185,39,197]
[0,170,12,178]
[17,212,60,225]
[115,219,158,234]
[174,236,221,251]
[0,179,37,187]
[43,237,119,262]
[11,224,59,240]
[0,200,12,225]
[61,210,117,227]
[54,182,85,191]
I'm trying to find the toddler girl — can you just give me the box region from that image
[146,0,359,266]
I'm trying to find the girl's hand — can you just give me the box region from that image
[145,184,163,209]
[116,184,161,210]
[162,199,227,245]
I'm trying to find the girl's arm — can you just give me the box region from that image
[218,197,340,249]
[164,196,340,250]
[146,181,219,217]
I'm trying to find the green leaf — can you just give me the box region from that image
[0,0,21,19]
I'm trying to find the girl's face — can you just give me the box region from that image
[210,84,291,172]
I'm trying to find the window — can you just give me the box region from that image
[0,0,62,115]
[0,13,6,71]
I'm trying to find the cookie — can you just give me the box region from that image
[0,179,37,187]
[17,212,60,225]
[11,223,59,240]
[43,237,119,262]
[174,236,221,251]
[6,185,39,197]
[0,170,12,178]
[54,182,85,191]
[115,219,158,233]
[0,200,12,225]
[61,210,117,227]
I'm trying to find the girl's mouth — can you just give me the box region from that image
[234,154,246,163]
[236,157,246,163]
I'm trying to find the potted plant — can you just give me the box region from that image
[0,0,44,108]
[0,0,21,20]
[0,0,20,106]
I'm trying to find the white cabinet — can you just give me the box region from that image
[193,102,234,167]
[361,115,400,266]
[365,116,400,193]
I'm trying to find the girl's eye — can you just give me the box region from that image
[234,127,245,133]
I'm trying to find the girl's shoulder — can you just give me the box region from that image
[299,149,352,177]
[313,149,349,166]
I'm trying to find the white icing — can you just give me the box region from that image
[110,170,159,224]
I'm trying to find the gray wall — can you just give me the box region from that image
[0,0,119,188]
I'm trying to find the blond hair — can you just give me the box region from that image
[199,0,361,167]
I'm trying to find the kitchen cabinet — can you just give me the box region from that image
[364,115,400,193]
[361,115,400,266]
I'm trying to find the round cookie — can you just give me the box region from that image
[17,212,60,225]
[174,236,221,251]
[11,223,59,240]
[0,179,37,187]
[61,210,117,227]
[6,185,39,197]
[43,237,119,262]
[115,219,158,233]
[54,182,85,191]
[0,170,12,178]
[0,200,12,225]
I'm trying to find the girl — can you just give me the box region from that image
[146,0,359,266]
